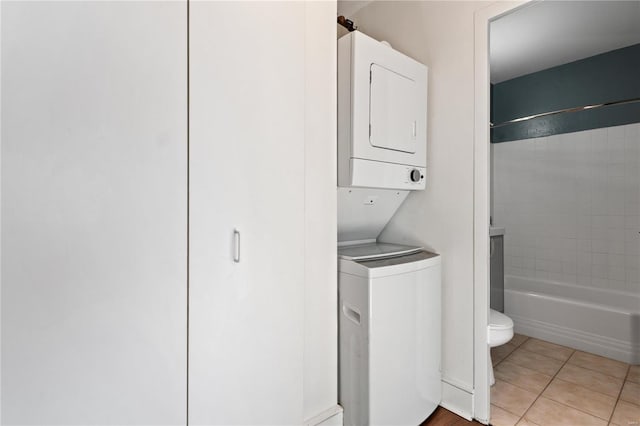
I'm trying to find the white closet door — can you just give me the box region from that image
[189,2,305,424]
[1,2,187,424]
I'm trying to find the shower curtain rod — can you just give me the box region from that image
[490,96,640,129]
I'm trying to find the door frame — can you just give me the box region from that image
[472,1,530,423]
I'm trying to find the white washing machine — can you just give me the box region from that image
[338,242,441,426]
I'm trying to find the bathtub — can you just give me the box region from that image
[504,275,640,364]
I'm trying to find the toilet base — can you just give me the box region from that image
[489,350,495,386]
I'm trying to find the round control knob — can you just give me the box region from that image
[410,169,422,183]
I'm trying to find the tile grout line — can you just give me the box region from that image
[515,347,576,425]
[514,345,632,424]
[492,335,528,369]
[564,355,631,382]
[502,361,627,402]
[531,379,620,423]
[492,345,517,368]
[498,374,621,423]
[490,336,529,423]
[608,364,632,424]
[508,342,570,367]
[552,376,623,401]
[492,337,634,425]
[621,368,640,408]
[494,338,566,397]
[544,353,633,424]
[494,364,552,394]
[558,361,629,400]
[504,344,630,399]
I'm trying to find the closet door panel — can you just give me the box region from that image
[1,2,187,424]
[189,2,305,424]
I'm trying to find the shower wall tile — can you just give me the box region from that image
[493,123,640,294]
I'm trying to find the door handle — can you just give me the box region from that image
[233,229,240,263]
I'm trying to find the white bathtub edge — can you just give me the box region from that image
[510,313,640,365]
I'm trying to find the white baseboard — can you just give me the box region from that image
[304,405,343,426]
[440,379,473,421]
[511,314,640,364]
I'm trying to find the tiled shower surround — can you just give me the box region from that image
[492,123,640,294]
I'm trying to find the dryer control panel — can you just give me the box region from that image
[338,31,428,190]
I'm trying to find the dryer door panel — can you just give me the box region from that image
[369,64,417,154]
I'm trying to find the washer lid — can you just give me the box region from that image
[338,242,422,261]
[339,250,440,278]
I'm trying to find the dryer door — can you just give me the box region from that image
[369,63,418,154]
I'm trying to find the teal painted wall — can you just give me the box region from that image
[491,43,640,143]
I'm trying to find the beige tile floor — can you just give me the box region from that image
[490,334,640,426]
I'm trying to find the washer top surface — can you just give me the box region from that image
[338,242,422,261]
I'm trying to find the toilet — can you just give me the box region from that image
[488,309,514,385]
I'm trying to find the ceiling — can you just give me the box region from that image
[490,1,640,83]
[337,1,640,84]
[337,0,372,18]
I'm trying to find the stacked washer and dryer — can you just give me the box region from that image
[337,31,442,425]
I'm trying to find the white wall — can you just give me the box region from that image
[493,124,640,295]
[304,1,339,422]
[349,0,490,416]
